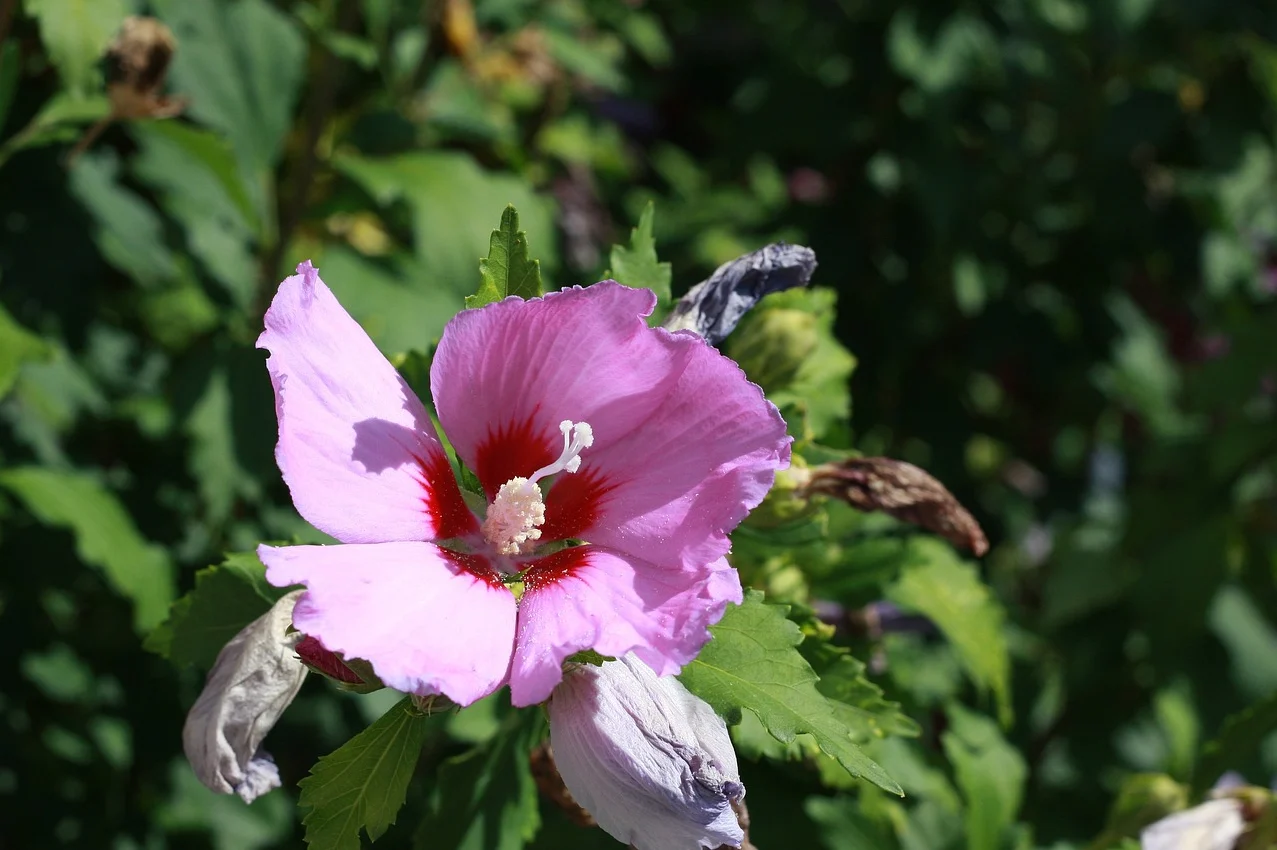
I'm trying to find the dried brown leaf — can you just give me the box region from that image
[805,457,989,556]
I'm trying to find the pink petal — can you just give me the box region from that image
[431,282,789,570]
[431,283,670,498]
[259,261,477,544]
[507,546,742,706]
[259,541,514,705]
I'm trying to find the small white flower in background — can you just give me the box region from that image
[549,654,745,850]
[1140,798,1246,850]
[182,590,307,803]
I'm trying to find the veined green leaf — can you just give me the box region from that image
[299,698,432,850]
[467,205,543,309]
[679,591,901,794]
[144,552,289,668]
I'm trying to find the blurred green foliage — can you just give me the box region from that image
[2,0,1277,848]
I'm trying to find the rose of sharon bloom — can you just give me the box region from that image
[257,262,790,707]
[550,655,745,850]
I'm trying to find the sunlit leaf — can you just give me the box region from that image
[23,0,129,96]
[68,151,179,287]
[144,552,287,668]
[467,205,543,309]
[679,590,901,794]
[608,201,671,310]
[0,467,174,631]
[335,151,557,297]
[0,302,51,399]
[150,0,305,219]
[887,539,1012,724]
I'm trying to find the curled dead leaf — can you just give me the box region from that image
[803,457,989,557]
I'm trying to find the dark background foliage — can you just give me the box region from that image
[1,0,1276,848]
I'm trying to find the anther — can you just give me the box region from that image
[529,420,594,483]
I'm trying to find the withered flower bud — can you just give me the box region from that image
[664,243,817,345]
[69,16,184,163]
[182,591,307,803]
[802,457,989,556]
[1140,798,1246,850]
[104,16,181,119]
[549,655,745,850]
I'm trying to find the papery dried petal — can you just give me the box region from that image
[664,243,817,345]
[549,656,745,850]
[182,591,306,803]
[1140,798,1246,850]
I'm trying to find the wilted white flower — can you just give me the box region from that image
[549,654,745,850]
[1140,798,1246,850]
[182,590,307,803]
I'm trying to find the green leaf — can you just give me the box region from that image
[0,302,51,399]
[608,201,672,309]
[0,467,174,632]
[299,698,432,850]
[1095,773,1187,845]
[131,121,259,307]
[335,151,557,296]
[789,604,921,741]
[68,151,179,288]
[145,552,288,668]
[813,653,922,742]
[941,703,1026,850]
[23,0,129,96]
[415,705,542,850]
[467,205,543,309]
[0,92,109,167]
[150,0,305,220]
[304,247,463,357]
[726,287,856,442]
[1193,692,1277,795]
[886,539,1012,725]
[181,364,262,526]
[679,590,901,794]
[132,120,258,229]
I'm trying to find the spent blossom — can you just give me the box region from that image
[183,591,307,802]
[1140,798,1246,850]
[257,262,789,706]
[549,655,746,850]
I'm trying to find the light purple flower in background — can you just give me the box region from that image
[550,655,745,850]
[1140,799,1245,850]
[256,262,790,707]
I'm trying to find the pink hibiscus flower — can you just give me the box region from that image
[257,261,790,707]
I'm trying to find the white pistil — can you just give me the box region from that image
[482,420,594,556]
